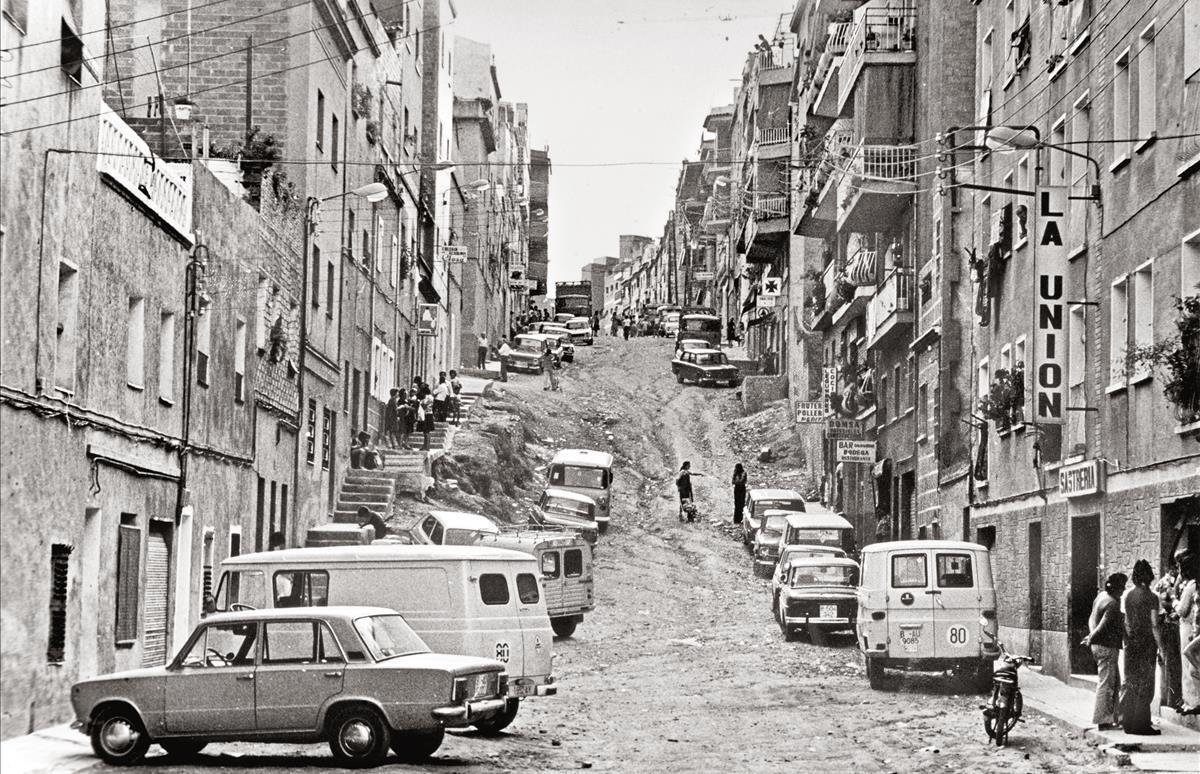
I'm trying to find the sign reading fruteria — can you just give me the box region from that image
[1059,459,1105,498]
[1033,186,1068,424]
[835,440,876,463]
[796,401,827,423]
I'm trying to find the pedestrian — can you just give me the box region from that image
[727,317,736,344]
[476,332,489,369]
[448,369,463,426]
[384,388,402,448]
[417,393,434,450]
[592,312,600,335]
[610,313,619,337]
[349,432,365,468]
[1120,559,1166,735]
[622,315,631,341]
[736,320,745,343]
[1082,572,1127,730]
[432,371,450,422]
[415,376,431,401]
[541,345,559,391]
[498,339,512,382]
[675,461,702,506]
[1176,555,1200,715]
[397,388,412,449]
[1155,562,1184,711]
[731,462,748,524]
[357,505,388,541]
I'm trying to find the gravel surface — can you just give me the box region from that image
[75,337,1116,773]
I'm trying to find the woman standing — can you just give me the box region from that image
[1121,559,1166,735]
[731,463,748,524]
[676,461,702,506]
[418,393,435,450]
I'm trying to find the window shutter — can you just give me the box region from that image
[47,544,72,662]
[115,525,141,642]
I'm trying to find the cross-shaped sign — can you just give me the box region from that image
[761,275,780,297]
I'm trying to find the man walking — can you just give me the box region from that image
[476,332,489,369]
[541,345,559,391]
[1121,559,1166,735]
[498,338,512,382]
[1082,572,1127,730]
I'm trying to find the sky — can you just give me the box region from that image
[452,0,794,290]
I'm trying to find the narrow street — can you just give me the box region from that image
[21,338,1117,773]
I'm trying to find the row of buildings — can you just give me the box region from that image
[614,0,1200,697]
[0,0,550,736]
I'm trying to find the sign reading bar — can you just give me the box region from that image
[1033,186,1069,424]
[796,401,827,423]
[417,303,438,336]
[835,440,876,463]
[694,270,715,281]
[1059,459,1105,498]
[826,418,862,439]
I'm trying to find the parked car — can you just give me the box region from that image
[671,338,712,372]
[477,528,595,638]
[522,331,566,365]
[674,349,741,387]
[539,329,575,363]
[72,606,507,766]
[662,310,681,337]
[780,510,857,559]
[218,546,557,733]
[409,511,500,546]
[532,488,600,544]
[509,335,549,373]
[547,449,615,532]
[776,557,861,643]
[564,317,594,345]
[770,544,848,613]
[857,540,999,691]
[752,511,791,578]
[741,488,806,546]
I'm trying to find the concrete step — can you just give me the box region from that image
[339,490,393,504]
[341,481,393,492]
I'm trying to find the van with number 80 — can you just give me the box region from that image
[216,544,555,734]
[855,540,999,692]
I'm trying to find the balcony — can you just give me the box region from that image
[866,267,915,350]
[744,193,789,263]
[836,142,917,231]
[837,3,917,115]
[756,126,790,147]
[754,49,795,86]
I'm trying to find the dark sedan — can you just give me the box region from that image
[675,349,741,387]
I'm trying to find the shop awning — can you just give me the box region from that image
[418,277,440,304]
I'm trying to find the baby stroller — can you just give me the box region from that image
[679,498,699,523]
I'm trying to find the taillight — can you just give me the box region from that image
[871,612,886,621]
[981,610,996,619]
[452,677,466,703]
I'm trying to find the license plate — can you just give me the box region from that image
[820,604,837,619]
[507,682,536,698]
[899,626,922,652]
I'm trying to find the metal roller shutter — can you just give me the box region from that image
[142,526,170,666]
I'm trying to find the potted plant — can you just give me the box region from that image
[1126,295,1200,425]
[977,364,1026,432]
[351,82,373,119]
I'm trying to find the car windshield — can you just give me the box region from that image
[353,614,429,660]
[695,353,728,366]
[544,496,593,519]
[789,565,856,588]
[681,316,720,333]
[763,514,789,533]
[680,341,706,351]
[517,338,542,353]
[567,320,587,329]
[789,528,844,546]
[560,466,604,488]
[758,499,805,512]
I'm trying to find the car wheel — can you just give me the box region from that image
[676,372,684,384]
[866,657,888,690]
[390,728,444,762]
[551,617,578,638]
[778,604,796,642]
[90,706,151,765]
[159,739,208,758]
[327,705,391,767]
[473,698,520,735]
[772,593,780,621]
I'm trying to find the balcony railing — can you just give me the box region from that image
[827,21,852,56]
[839,3,917,109]
[868,267,914,335]
[753,194,788,220]
[756,126,790,146]
[755,49,793,73]
[847,141,917,184]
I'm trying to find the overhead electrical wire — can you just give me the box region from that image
[4,0,242,51]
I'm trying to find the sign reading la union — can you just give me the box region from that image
[1033,186,1068,424]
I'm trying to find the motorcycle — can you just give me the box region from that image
[982,647,1034,746]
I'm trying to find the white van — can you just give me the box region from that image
[856,540,999,691]
[216,544,556,733]
[409,511,500,546]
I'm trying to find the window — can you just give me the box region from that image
[347,211,356,259]
[3,0,29,32]
[1184,229,1200,299]
[893,363,903,414]
[376,216,385,272]
[263,620,323,664]
[1187,0,1200,82]
[423,516,445,545]
[1049,118,1067,186]
[935,553,974,588]
[980,27,994,91]
[1068,304,1087,452]
[158,312,175,402]
[1136,22,1157,142]
[195,299,211,387]
[60,19,84,84]
[306,399,317,464]
[977,356,990,406]
[310,246,321,309]
[179,622,257,668]
[1014,157,1030,246]
[540,552,560,578]
[516,573,540,605]
[254,276,268,351]
[1108,276,1129,387]
[878,374,888,424]
[390,236,399,287]
[47,544,72,663]
[479,574,510,605]
[316,90,325,151]
[126,297,145,388]
[331,114,340,170]
[326,257,335,318]
[1112,49,1131,168]
[917,382,928,437]
[273,570,329,608]
[233,318,246,403]
[1131,261,1154,382]
[564,549,584,578]
[321,407,332,470]
[891,553,927,588]
[279,484,288,545]
[1069,94,1091,253]
[54,262,79,391]
[115,517,140,643]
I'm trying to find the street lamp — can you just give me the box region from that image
[982,125,1101,203]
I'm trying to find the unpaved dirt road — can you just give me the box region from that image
[48,337,1116,773]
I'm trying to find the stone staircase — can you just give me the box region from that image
[330,385,488,524]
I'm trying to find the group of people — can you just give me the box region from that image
[674,461,750,523]
[1084,555,1200,735]
[349,372,464,466]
